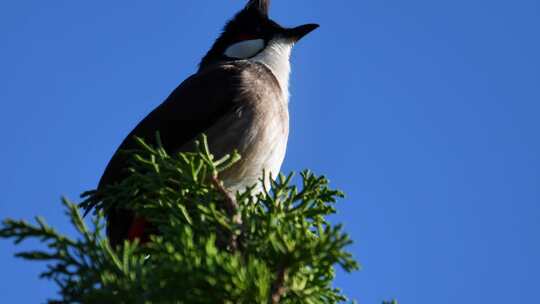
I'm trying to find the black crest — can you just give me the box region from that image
[245,0,270,17]
[199,0,278,68]
[199,0,317,69]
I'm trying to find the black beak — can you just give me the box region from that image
[286,23,320,42]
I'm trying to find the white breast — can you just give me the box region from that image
[208,38,294,195]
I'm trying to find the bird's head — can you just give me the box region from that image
[199,0,319,69]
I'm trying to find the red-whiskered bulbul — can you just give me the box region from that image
[88,0,318,247]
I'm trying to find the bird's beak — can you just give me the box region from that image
[286,23,320,42]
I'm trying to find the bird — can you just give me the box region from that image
[89,0,319,247]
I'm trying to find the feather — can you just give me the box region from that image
[245,0,270,17]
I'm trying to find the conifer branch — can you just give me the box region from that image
[0,136,364,303]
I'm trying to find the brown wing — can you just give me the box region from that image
[92,63,250,246]
[98,63,247,190]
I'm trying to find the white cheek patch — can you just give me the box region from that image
[224,39,265,59]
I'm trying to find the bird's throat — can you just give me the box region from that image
[252,37,293,102]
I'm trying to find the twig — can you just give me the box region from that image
[270,264,287,304]
[211,175,242,251]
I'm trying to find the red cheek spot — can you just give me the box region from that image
[236,33,258,41]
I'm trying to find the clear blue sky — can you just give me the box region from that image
[1,1,539,303]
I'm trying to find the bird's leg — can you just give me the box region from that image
[270,263,288,304]
[211,175,242,252]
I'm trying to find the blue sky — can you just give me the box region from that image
[1,0,539,303]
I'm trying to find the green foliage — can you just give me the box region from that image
[0,136,361,303]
